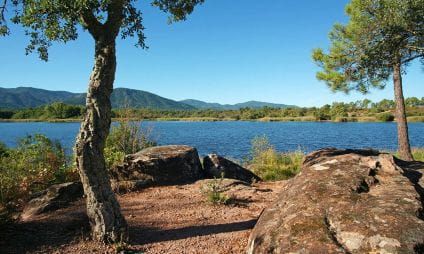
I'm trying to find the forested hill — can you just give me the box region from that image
[0,87,195,110]
[180,99,296,109]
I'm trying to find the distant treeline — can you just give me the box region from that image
[1,98,424,122]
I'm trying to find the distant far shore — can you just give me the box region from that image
[1,116,423,123]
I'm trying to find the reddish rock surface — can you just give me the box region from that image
[247,149,424,254]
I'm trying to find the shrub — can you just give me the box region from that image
[200,175,231,205]
[248,136,304,181]
[0,135,75,213]
[105,120,156,169]
[376,113,394,122]
[412,148,424,162]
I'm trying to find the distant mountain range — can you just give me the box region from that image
[180,99,295,110]
[0,87,194,110]
[0,87,295,110]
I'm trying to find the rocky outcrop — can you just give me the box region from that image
[247,148,424,254]
[21,182,83,221]
[110,145,203,185]
[203,154,261,184]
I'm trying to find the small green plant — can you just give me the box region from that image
[248,135,303,181]
[200,174,230,205]
[111,241,130,253]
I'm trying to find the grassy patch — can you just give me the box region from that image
[391,148,424,162]
[105,119,156,169]
[248,136,304,181]
[408,116,424,122]
[411,148,424,162]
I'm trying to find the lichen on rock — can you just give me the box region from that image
[247,148,424,253]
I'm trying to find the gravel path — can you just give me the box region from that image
[0,180,284,254]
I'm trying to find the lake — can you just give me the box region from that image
[0,121,423,159]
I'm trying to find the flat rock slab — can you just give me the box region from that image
[247,148,424,254]
[111,145,203,185]
[203,154,261,184]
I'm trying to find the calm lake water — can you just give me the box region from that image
[0,121,423,159]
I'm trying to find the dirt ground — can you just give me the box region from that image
[0,180,285,254]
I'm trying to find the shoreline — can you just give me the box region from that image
[0,116,423,123]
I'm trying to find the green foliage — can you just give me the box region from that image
[1,0,204,60]
[330,102,349,120]
[0,134,76,213]
[0,110,14,119]
[152,0,205,23]
[105,119,156,169]
[2,98,424,122]
[393,148,424,162]
[312,0,424,94]
[411,148,424,162]
[200,174,231,205]
[376,113,395,122]
[0,142,9,157]
[43,102,83,119]
[9,103,83,120]
[249,136,303,181]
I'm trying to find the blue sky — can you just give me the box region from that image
[0,0,422,107]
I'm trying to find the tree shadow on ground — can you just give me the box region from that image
[130,219,257,245]
[0,209,89,254]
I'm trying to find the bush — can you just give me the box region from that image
[105,120,156,169]
[248,136,303,181]
[200,175,231,205]
[0,135,76,213]
[376,113,394,122]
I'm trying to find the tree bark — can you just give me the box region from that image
[75,39,128,243]
[393,60,413,161]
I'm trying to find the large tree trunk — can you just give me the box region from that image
[75,39,128,243]
[393,60,413,161]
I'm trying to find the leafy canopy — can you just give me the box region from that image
[0,0,204,60]
[312,0,424,94]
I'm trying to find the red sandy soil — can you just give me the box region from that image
[0,180,284,254]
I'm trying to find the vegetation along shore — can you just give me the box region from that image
[1,97,424,123]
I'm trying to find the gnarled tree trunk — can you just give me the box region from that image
[393,60,413,161]
[75,39,128,243]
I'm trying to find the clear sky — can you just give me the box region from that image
[0,0,422,107]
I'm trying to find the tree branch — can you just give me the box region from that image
[402,53,424,64]
[104,0,124,38]
[0,0,7,22]
[80,8,103,40]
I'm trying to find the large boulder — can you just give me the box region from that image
[203,154,261,184]
[247,148,424,254]
[21,182,83,221]
[110,145,203,185]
